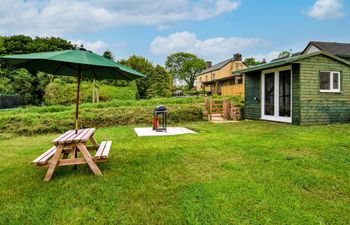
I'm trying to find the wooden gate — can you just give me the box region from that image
[205,97,230,120]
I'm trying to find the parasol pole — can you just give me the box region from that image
[75,65,82,134]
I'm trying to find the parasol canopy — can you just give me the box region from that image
[0,48,145,132]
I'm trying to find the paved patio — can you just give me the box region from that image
[134,127,196,137]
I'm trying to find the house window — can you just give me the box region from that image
[206,75,208,81]
[236,77,243,84]
[212,73,215,80]
[199,77,202,83]
[320,71,340,92]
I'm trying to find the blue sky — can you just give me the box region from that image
[0,0,349,65]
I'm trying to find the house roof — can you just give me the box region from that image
[233,51,350,75]
[302,41,350,58]
[196,58,232,76]
[196,57,248,76]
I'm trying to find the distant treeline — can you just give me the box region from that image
[0,35,173,106]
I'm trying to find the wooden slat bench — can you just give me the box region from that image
[95,141,112,160]
[33,128,112,181]
[32,146,57,165]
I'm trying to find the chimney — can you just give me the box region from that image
[233,53,242,62]
[262,59,267,64]
[206,61,212,68]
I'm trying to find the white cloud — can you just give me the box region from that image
[70,40,108,54]
[0,0,241,36]
[150,31,267,62]
[308,0,344,20]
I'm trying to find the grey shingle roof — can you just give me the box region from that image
[305,41,350,57]
[196,59,232,76]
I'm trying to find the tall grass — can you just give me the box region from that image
[0,97,206,134]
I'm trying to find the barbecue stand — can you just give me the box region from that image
[152,105,167,132]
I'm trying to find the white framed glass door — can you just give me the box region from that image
[261,70,292,123]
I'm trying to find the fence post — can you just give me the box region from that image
[222,99,227,120]
[209,97,212,121]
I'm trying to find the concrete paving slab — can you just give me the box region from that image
[134,127,196,137]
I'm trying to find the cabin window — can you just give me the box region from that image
[320,71,340,92]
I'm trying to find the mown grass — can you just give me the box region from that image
[0,121,349,224]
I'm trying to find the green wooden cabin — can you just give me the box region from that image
[236,41,350,125]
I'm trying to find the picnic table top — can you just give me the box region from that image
[52,128,95,145]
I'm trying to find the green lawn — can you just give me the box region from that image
[0,121,349,225]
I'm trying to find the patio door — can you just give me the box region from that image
[262,70,292,123]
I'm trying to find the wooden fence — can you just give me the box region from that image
[221,84,244,96]
[205,97,242,121]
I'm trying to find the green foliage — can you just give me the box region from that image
[146,65,172,98]
[278,51,291,58]
[166,52,206,89]
[44,79,137,105]
[0,37,5,53]
[4,69,50,105]
[243,57,264,66]
[0,98,204,134]
[0,35,74,105]
[119,55,172,99]
[0,77,14,94]
[0,35,73,55]
[103,49,114,60]
[182,89,205,96]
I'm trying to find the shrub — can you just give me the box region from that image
[44,80,137,105]
[0,99,204,135]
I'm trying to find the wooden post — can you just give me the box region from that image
[75,66,82,133]
[92,79,95,103]
[96,86,99,103]
[209,97,212,121]
[44,145,63,182]
[77,143,102,176]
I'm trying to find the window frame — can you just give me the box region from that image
[319,71,341,93]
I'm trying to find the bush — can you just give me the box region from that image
[0,97,205,135]
[44,80,137,105]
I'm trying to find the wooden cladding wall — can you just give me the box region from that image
[297,55,350,124]
[244,71,261,120]
[221,84,244,96]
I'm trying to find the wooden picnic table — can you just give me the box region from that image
[32,128,112,181]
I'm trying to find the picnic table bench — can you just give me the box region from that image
[32,128,112,181]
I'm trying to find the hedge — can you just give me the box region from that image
[0,104,204,135]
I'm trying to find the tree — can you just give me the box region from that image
[243,57,264,66]
[103,50,114,60]
[0,77,14,94]
[278,51,290,58]
[0,35,73,55]
[119,55,172,99]
[165,52,206,89]
[0,35,74,105]
[147,65,172,98]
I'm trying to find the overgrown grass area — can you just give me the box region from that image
[0,121,349,224]
[0,97,205,134]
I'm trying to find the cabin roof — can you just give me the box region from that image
[303,41,350,58]
[233,51,350,75]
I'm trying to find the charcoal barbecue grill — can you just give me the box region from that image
[152,105,167,132]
